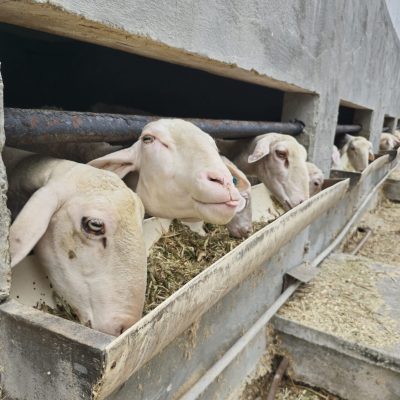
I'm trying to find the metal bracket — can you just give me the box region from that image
[375,150,398,162]
[330,170,361,188]
[285,262,321,285]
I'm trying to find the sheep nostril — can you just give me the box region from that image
[205,170,231,187]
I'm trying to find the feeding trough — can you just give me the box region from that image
[1,175,354,399]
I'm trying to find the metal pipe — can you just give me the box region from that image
[335,124,362,134]
[350,227,372,255]
[266,357,290,400]
[179,160,397,400]
[4,108,305,145]
[4,107,363,144]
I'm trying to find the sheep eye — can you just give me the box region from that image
[275,150,287,159]
[232,176,238,186]
[142,135,155,144]
[313,181,320,187]
[82,217,105,235]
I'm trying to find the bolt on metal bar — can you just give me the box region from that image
[4,107,362,145]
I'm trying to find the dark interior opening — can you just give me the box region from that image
[334,105,357,147]
[383,116,395,132]
[0,22,284,121]
[337,106,355,125]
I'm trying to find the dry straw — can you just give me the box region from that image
[144,220,267,314]
[278,255,400,348]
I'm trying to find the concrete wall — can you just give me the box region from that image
[1,1,400,173]
[386,0,400,38]
[0,68,10,302]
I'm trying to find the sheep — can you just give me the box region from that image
[331,145,342,170]
[223,156,253,238]
[183,156,253,238]
[4,147,147,336]
[307,162,324,196]
[216,133,309,210]
[337,135,374,172]
[379,132,400,152]
[89,119,243,225]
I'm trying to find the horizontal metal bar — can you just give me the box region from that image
[4,107,363,144]
[3,108,305,145]
[335,124,362,134]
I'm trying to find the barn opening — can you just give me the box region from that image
[335,103,373,149]
[383,115,396,132]
[0,22,286,122]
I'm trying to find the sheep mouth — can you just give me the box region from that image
[193,198,239,208]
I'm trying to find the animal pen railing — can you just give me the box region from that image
[3,107,362,144]
[1,108,398,399]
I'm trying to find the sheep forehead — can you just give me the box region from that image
[143,118,217,149]
[279,140,307,160]
[351,136,371,147]
[306,162,321,174]
[72,166,127,193]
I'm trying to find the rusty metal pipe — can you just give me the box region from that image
[4,107,363,145]
[350,227,372,255]
[4,108,305,145]
[267,357,290,400]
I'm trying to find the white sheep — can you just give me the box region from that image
[4,147,147,336]
[89,119,243,225]
[217,133,309,210]
[337,135,374,172]
[379,132,400,152]
[307,162,324,196]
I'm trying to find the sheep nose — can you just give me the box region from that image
[206,171,227,187]
[241,226,252,237]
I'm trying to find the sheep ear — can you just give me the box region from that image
[368,150,375,161]
[88,142,140,178]
[10,186,59,267]
[248,133,282,163]
[248,138,270,163]
[221,156,251,192]
[343,134,354,143]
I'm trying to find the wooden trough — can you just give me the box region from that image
[1,149,398,399]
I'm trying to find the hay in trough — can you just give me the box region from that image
[343,197,400,265]
[275,379,341,400]
[144,220,267,314]
[34,219,269,323]
[278,255,400,348]
[35,292,79,323]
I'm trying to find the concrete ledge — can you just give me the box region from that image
[273,254,400,400]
